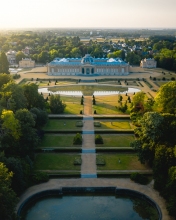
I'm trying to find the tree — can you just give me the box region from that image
[15,51,26,63]
[15,109,39,157]
[1,110,21,140]
[132,91,146,112]
[154,81,176,114]
[49,94,66,114]
[0,162,18,220]
[1,82,27,111]
[30,107,48,128]
[0,73,12,90]
[0,51,9,74]
[23,83,45,109]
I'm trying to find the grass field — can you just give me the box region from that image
[96,154,149,170]
[43,119,82,130]
[39,135,81,147]
[34,153,81,170]
[96,134,134,147]
[64,103,83,114]
[94,121,133,129]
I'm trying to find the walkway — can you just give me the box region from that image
[81,96,97,178]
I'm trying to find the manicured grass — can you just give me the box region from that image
[93,94,133,115]
[94,121,132,129]
[155,81,170,87]
[34,153,81,170]
[39,135,81,147]
[96,134,134,147]
[60,95,81,103]
[96,154,149,170]
[64,103,83,114]
[43,119,82,130]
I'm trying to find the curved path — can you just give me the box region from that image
[17,178,173,220]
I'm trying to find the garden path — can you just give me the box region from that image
[81,96,97,178]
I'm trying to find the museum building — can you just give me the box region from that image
[47,54,129,76]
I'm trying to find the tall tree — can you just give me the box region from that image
[49,94,66,114]
[23,83,45,109]
[0,51,9,74]
[0,162,18,220]
[154,81,176,114]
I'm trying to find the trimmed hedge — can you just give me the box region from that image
[130,172,149,185]
[73,133,82,145]
[95,134,104,144]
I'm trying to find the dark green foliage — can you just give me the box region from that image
[12,74,20,79]
[49,94,66,114]
[76,121,83,127]
[32,171,49,184]
[74,157,82,165]
[81,97,84,105]
[93,96,96,105]
[73,133,82,145]
[0,52,9,74]
[94,110,97,114]
[80,110,82,114]
[130,172,149,185]
[94,121,101,127]
[96,157,105,165]
[95,134,104,144]
[23,83,45,109]
[30,107,48,128]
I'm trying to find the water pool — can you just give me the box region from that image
[21,193,159,220]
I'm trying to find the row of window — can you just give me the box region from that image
[51,67,126,73]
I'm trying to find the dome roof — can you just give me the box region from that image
[81,54,94,64]
[58,58,69,62]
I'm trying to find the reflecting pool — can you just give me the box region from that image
[38,87,140,96]
[21,194,159,220]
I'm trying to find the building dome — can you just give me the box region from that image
[81,54,94,64]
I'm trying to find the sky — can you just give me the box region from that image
[1,0,176,29]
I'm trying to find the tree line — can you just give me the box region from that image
[130,81,176,218]
[0,74,66,219]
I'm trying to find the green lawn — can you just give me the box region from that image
[64,103,83,114]
[92,94,133,115]
[43,119,82,130]
[34,153,81,170]
[96,154,149,170]
[94,121,133,129]
[96,134,134,147]
[39,135,81,147]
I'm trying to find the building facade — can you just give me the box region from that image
[19,58,35,68]
[140,58,157,68]
[6,50,17,65]
[47,54,129,76]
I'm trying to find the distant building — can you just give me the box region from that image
[22,47,31,55]
[47,54,129,76]
[19,58,35,68]
[140,58,157,68]
[6,50,17,64]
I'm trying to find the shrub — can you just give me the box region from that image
[74,157,82,165]
[130,172,148,185]
[94,110,97,114]
[95,134,103,144]
[76,121,83,127]
[96,157,105,165]
[32,171,49,184]
[80,110,83,114]
[94,121,101,127]
[73,133,82,145]
[81,98,84,105]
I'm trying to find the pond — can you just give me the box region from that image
[38,87,140,96]
[20,190,160,220]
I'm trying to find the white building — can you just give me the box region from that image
[19,58,35,68]
[140,58,157,68]
[6,50,17,65]
[47,54,129,76]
